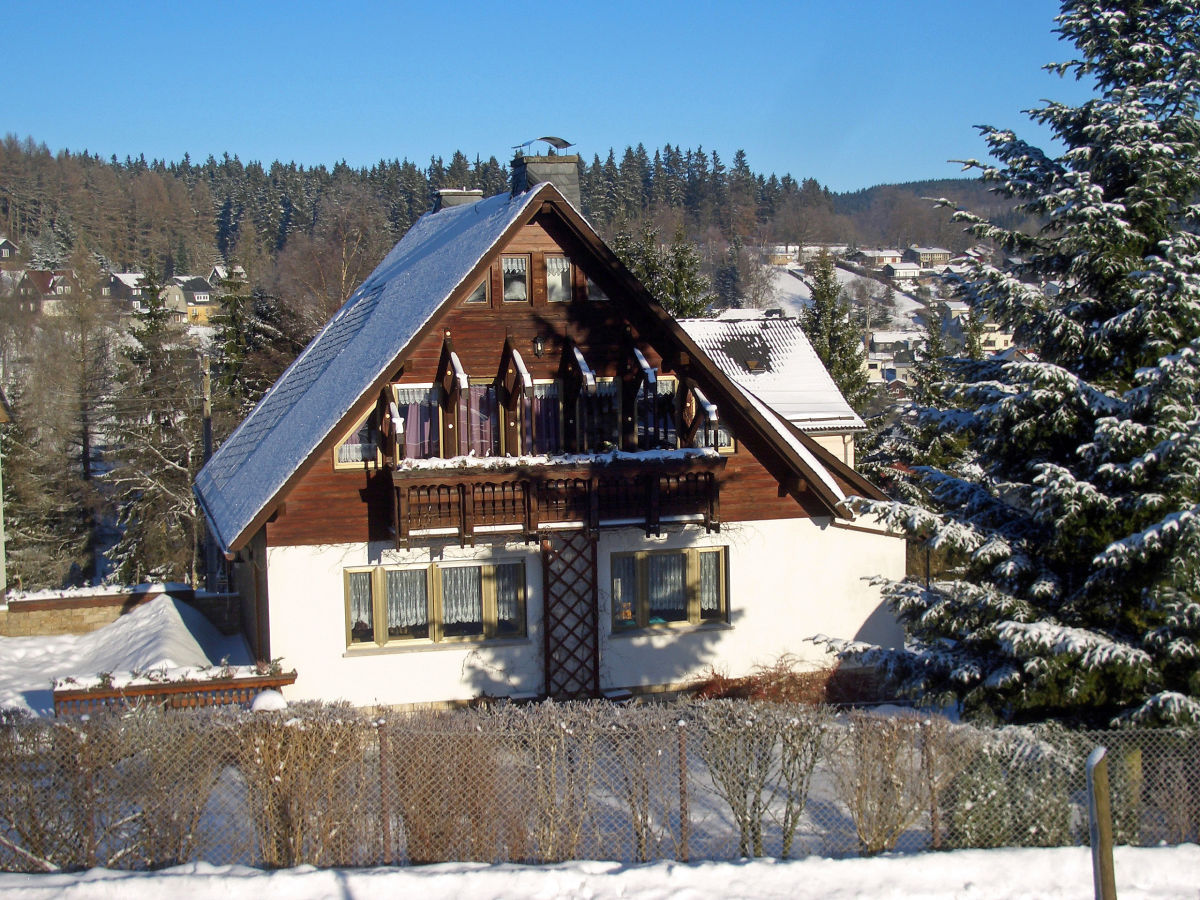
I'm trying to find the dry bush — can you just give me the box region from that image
[382,712,527,864]
[496,702,603,862]
[594,705,685,862]
[230,704,378,868]
[691,656,883,706]
[915,715,976,850]
[831,711,927,856]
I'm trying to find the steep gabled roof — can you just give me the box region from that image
[679,314,864,434]
[196,186,550,553]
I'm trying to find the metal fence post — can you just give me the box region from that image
[378,724,394,865]
[678,720,690,863]
[1087,746,1117,900]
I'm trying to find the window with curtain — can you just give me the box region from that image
[527,381,561,454]
[346,560,526,646]
[580,379,620,451]
[502,256,528,301]
[546,256,572,303]
[466,383,500,456]
[336,414,378,466]
[637,377,678,449]
[610,547,727,632]
[394,384,441,459]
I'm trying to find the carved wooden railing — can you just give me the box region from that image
[394,456,724,546]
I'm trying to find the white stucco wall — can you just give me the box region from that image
[264,517,904,707]
[265,539,546,706]
[598,518,903,693]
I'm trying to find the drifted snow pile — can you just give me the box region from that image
[0,595,252,716]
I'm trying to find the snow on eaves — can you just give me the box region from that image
[195,186,551,554]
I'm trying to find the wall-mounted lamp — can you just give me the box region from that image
[533,334,546,358]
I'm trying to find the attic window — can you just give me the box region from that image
[586,274,609,302]
[335,410,380,468]
[464,279,488,304]
[502,256,529,302]
[546,256,572,303]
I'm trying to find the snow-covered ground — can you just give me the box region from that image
[0,595,252,716]
[0,845,1195,899]
[765,266,924,329]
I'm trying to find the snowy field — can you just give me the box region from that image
[0,845,1195,899]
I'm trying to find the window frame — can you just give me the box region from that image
[333,408,382,469]
[545,255,573,303]
[392,382,443,460]
[501,254,531,303]
[610,546,728,633]
[463,277,489,305]
[345,559,528,648]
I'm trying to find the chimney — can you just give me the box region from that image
[434,188,484,212]
[511,151,582,208]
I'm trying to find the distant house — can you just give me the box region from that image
[853,248,903,269]
[864,330,926,386]
[903,246,951,268]
[209,264,246,286]
[0,237,17,265]
[194,158,904,708]
[883,262,921,282]
[105,272,145,310]
[766,245,800,265]
[161,275,217,324]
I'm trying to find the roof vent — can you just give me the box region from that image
[434,188,484,212]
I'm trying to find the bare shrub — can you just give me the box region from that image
[691,656,883,706]
[230,704,377,867]
[594,705,684,862]
[774,706,833,858]
[831,711,927,856]
[915,715,976,850]
[696,702,779,857]
[499,702,602,862]
[383,711,527,863]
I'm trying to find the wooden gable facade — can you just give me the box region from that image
[262,201,858,556]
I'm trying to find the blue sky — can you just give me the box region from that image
[6,1,1094,193]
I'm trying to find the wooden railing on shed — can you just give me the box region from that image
[53,671,297,717]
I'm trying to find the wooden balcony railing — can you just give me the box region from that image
[394,455,724,546]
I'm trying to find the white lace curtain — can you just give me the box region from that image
[648,553,687,615]
[442,567,482,625]
[348,571,373,628]
[385,569,428,628]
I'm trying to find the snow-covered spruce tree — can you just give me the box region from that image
[802,250,870,412]
[829,0,1200,727]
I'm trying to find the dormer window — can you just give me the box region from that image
[502,256,528,301]
[546,256,572,303]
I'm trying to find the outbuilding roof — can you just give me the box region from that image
[678,313,864,434]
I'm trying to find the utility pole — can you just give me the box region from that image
[201,355,216,592]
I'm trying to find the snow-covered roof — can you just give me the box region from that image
[112,271,144,289]
[679,313,864,434]
[196,185,550,554]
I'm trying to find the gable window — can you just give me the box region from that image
[579,378,621,452]
[502,256,529,302]
[526,380,562,455]
[546,256,572,303]
[335,411,379,467]
[464,278,488,305]
[637,376,678,450]
[611,547,727,632]
[394,384,441,459]
[465,382,501,456]
[346,560,527,646]
[586,274,609,302]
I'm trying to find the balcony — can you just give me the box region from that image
[392,451,724,547]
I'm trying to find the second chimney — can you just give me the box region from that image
[510,153,582,209]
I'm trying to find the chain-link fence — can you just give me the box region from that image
[0,702,1196,872]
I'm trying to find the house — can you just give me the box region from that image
[903,246,951,269]
[169,275,219,324]
[852,248,902,269]
[883,262,921,282]
[194,155,904,708]
[105,272,145,310]
[678,310,864,467]
[209,264,246,286]
[0,237,17,266]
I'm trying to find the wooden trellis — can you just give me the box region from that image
[541,531,600,699]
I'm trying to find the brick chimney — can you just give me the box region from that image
[510,153,582,209]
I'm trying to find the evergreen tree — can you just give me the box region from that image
[612,222,713,318]
[802,250,869,411]
[107,266,206,584]
[829,0,1200,726]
